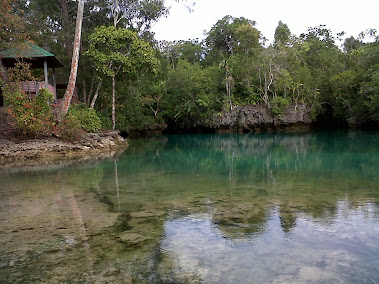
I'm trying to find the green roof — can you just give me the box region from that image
[0,42,55,59]
[0,42,64,68]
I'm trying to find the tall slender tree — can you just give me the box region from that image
[57,0,85,120]
[86,26,158,130]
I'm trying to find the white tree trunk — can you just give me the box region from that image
[89,80,102,110]
[112,75,116,130]
[57,0,84,121]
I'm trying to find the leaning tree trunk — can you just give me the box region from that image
[57,0,84,121]
[89,80,102,110]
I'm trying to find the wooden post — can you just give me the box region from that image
[44,59,48,87]
[53,68,57,101]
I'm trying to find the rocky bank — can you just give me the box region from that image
[0,131,128,165]
[202,103,312,133]
[0,106,128,164]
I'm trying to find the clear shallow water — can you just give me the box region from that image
[0,131,378,283]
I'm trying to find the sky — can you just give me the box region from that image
[151,0,379,44]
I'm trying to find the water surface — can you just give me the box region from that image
[0,131,378,283]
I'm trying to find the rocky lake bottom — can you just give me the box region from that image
[0,131,378,283]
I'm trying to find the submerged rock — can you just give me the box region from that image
[117,232,152,246]
[103,267,120,277]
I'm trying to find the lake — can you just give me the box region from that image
[0,130,378,283]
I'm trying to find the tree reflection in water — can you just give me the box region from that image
[0,131,378,283]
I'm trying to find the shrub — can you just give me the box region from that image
[269,97,290,118]
[4,89,102,140]
[67,103,101,133]
[59,117,84,142]
[5,88,56,138]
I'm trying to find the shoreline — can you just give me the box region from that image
[0,131,128,168]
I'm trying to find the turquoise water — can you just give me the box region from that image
[0,131,378,283]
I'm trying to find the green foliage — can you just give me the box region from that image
[274,21,291,48]
[234,24,261,55]
[85,26,158,79]
[116,84,163,131]
[4,88,102,140]
[5,89,56,138]
[362,71,379,122]
[6,62,37,82]
[0,0,28,50]
[160,40,204,68]
[343,36,365,52]
[85,25,158,130]
[163,60,223,126]
[58,116,85,142]
[8,1,377,132]
[5,88,56,138]
[204,15,258,63]
[233,94,261,106]
[269,97,290,117]
[157,20,378,128]
[329,41,379,125]
[67,103,102,133]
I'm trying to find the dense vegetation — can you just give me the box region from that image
[1,0,378,136]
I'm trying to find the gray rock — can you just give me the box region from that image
[205,103,312,132]
[0,131,128,164]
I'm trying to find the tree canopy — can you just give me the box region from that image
[1,3,378,132]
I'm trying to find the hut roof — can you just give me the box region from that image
[0,42,64,68]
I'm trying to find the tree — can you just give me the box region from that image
[160,40,204,68]
[274,21,291,48]
[0,0,29,50]
[204,16,259,110]
[86,26,158,130]
[164,59,222,127]
[22,0,176,111]
[109,0,169,32]
[0,0,29,90]
[228,23,262,105]
[333,40,379,126]
[255,48,283,106]
[205,15,255,62]
[343,36,365,53]
[220,59,234,110]
[57,0,85,121]
[234,23,261,55]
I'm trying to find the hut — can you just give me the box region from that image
[0,42,64,102]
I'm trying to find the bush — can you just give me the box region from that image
[67,103,101,133]
[59,117,84,142]
[5,88,56,138]
[4,89,102,140]
[269,97,290,117]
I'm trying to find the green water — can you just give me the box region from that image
[0,131,378,283]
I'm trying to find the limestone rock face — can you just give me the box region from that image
[274,104,312,126]
[208,104,312,132]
